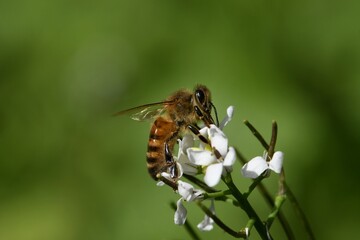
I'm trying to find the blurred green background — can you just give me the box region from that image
[1,0,359,239]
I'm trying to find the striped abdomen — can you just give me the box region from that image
[147,117,178,180]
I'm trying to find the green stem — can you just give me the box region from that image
[243,175,265,198]
[197,201,247,238]
[223,173,272,240]
[246,218,256,232]
[184,174,240,206]
[268,121,278,158]
[266,195,287,228]
[203,190,232,199]
[243,120,269,150]
[225,197,241,207]
[285,182,316,240]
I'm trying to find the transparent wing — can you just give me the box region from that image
[114,101,173,121]
[130,105,166,121]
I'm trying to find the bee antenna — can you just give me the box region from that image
[210,102,219,126]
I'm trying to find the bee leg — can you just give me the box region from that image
[169,164,179,179]
[164,142,174,164]
[164,142,179,179]
[194,106,214,126]
[158,175,178,191]
[188,124,210,145]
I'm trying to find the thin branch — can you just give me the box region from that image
[223,173,273,240]
[203,190,232,199]
[184,174,240,206]
[285,182,316,240]
[268,121,278,158]
[243,120,269,150]
[235,148,248,164]
[197,201,247,238]
[243,175,266,198]
[266,195,287,228]
[279,168,286,196]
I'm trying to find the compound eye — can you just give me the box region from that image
[195,90,206,105]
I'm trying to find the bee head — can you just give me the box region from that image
[193,85,219,126]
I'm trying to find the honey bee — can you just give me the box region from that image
[115,85,218,188]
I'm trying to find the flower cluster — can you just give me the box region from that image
[157,106,284,232]
[179,132,236,188]
[174,180,216,231]
[171,106,236,230]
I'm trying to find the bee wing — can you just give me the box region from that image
[114,101,173,121]
[129,105,166,121]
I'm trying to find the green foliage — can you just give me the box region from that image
[1,0,360,239]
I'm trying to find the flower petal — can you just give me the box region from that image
[245,227,249,239]
[197,127,210,150]
[180,134,194,152]
[156,181,165,187]
[160,172,172,180]
[269,151,284,174]
[219,106,234,129]
[175,162,184,178]
[192,190,204,201]
[199,127,209,139]
[197,200,215,231]
[178,180,194,202]
[177,150,198,176]
[197,215,214,231]
[187,148,217,166]
[208,125,228,157]
[241,156,268,178]
[204,163,223,187]
[174,199,187,225]
[223,146,236,167]
[178,162,198,175]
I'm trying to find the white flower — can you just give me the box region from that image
[197,199,215,231]
[176,134,199,176]
[172,106,234,226]
[174,198,187,225]
[174,181,203,225]
[187,125,236,187]
[219,105,234,129]
[241,151,284,179]
[186,106,236,187]
[177,180,203,202]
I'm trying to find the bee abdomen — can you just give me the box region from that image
[146,151,162,164]
[147,144,161,153]
[146,117,178,181]
[147,137,166,180]
[149,132,162,140]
